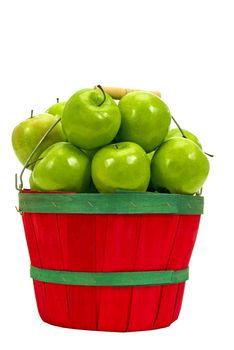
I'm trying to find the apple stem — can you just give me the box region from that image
[30,109,33,118]
[56,98,59,103]
[172,115,214,157]
[204,152,214,157]
[114,144,119,149]
[96,85,106,106]
[171,115,186,138]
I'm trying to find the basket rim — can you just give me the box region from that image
[19,190,204,215]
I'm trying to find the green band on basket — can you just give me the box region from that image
[30,266,189,286]
[19,192,203,215]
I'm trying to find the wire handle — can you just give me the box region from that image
[102,86,161,99]
[15,117,62,191]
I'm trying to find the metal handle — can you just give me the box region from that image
[15,117,62,191]
[102,86,161,99]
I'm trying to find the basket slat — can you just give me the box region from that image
[97,215,142,331]
[127,214,181,331]
[154,215,201,328]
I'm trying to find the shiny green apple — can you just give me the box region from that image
[151,137,209,194]
[29,172,40,190]
[146,150,156,191]
[91,142,150,193]
[31,142,91,192]
[62,88,121,149]
[117,92,171,152]
[46,100,66,116]
[165,128,202,148]
[12,113,66,169]
[147,150,155,162]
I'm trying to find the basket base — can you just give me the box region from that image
[38,312,178,332]
[33,281,185,332]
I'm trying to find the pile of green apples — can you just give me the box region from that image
[12,86,210,195]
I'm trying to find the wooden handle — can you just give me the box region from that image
[102,86,161,100]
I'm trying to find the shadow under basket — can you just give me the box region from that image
[18,190,204,332]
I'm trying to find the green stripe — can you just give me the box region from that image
[19,192,203,214]
[30,266,189,286]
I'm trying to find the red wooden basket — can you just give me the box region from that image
[18,190,203,332]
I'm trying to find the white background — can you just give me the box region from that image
[0,0,233,349]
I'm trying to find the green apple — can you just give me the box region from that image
[146,150,156,191]
[151,137,209,194]
[62,88,121,149]
[12,113,66,169]
[165,128,202,148]
[117,92,171,152]
[31,142,91,192]
[46,99,66,116]
[147,150,156,162]
[91,142,150,193]
[29,172,40,190]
